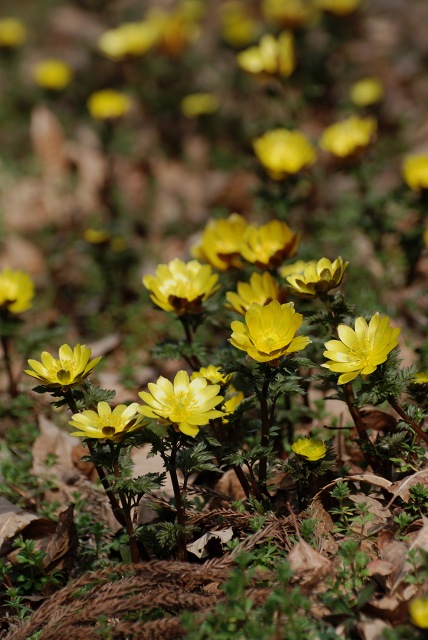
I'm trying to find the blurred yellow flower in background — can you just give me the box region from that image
[0,269,34,314]
[263,0,318,29]
[25,344,102,388]
[240,220,299,269]
[191,365,231,386]
[253,129,316,180]
[286,257,348,298]
[181,92,219,118]
[87,89,131,120]
[83,228,110,244]
[237,31,295,78]
[98,21,159,60]
[147,2,202,57]
[222,386,245,421]
[226,271,280,315]
[220,1,261,47]
[320,116,376,157]
[229,300,310,363]
[280,260,313,279]
[138,370,224,437]
[409,598,428,629]
[350,77,384,107]
[315,0,361,16]
[292,437,327,460]
[323,313,400,384]
[69,401,145,441]
[0,17,26,49]
[402,154,428,191]
[413,372,428,385]
[192,213,247,271]
[33,59,73,91]
[143,258,219,315]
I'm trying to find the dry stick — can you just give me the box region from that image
[180,317,201,371]
[388,396,428,446]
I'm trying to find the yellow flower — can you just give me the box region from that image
[84,228,110,244]
[0,269,34,314]
[350,77,384,107]
[253,129,316,180]
[181,93,219,118]
[292,437,327,461]
[33,59,73,91]
[240,220,299,269]
[320,116,376,158]
[98,22,159,60]
[143,258,219,315]
[69,401,145,441]
[409,598,428,629]
[191,365,231,386]
[25,344,101,388]
[315,0,361,15]
[323,313,400,385]
[286,257,348,298]
[222,386,245,421]
[220,1,261,47]
[229,300,311,364]
[87,90,131,120]
[138,370,224,437]
[0,18,26,48]
[280,259,314,279]
[413,372,428,385]
[146,5,201,57]
[192,213,247,271]
[237,31,295,78]
[226,271,280,315]
[263,0,317,29]
[402,155,428,191]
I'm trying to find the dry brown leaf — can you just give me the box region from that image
[0,496,39,554]
[389,517,428,594]
[187,527,234,559]
[357,618,391,640]
[30,105,68,183]
[288,539,332,588]
[214,468,247,501]
[386,468,428,508]
[32,414,77,482]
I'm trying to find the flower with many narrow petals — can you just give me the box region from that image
[350,77,384,107]
[226,271,281,315]
[413,372,428,385]
[69,401,145,441]
[138,370,224,437]
[263,0,318,29]
[286,257,348,298]
[292,437,327,461]
[0,18,26,48]
[253,129,316,180]
[191,365,231,386]
[229,300,311,364]
[25,344,101,389]
[240,220,299,269]
[0,269,34,314]
[402,154,428,191]
[222,386,245,422]
[315,0,361,15]
[322,313,400,385]
[237,31,295,78]
[143,258,219,316]
[192,214,247,271]
[320,116,376,158]
[409,598,428,629]
[87,90,131,120]
[181,93,219,118]
[33,59,73,91]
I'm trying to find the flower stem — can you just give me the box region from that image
[258,368,272,493]
[342,382,378,470]
[388,396,428,446]
[168,430,188,561]
[63,390,126,528]
[212,420,252,499]
[180,317,201,371]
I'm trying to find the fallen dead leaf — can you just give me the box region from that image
[187,527,234,559]
[0,496,39,554]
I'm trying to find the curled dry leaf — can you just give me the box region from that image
[187,527,234,559]
[288,539,332,589]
